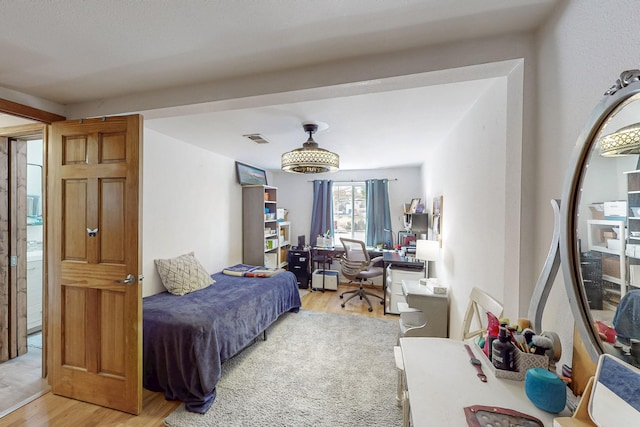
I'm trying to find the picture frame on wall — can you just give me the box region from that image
[432,195,443,246]
[235,161,268,186]
[409,198,421,213]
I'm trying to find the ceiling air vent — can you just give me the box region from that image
[243,134,271,144]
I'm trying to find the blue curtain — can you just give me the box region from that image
[310,180,333,246]
[365,179,392,247]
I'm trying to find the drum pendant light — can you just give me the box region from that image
[281,122,339,173]
[599,123,640,157]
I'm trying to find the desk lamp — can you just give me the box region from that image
[415,239,439,283]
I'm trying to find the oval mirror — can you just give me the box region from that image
[561,70,640,365]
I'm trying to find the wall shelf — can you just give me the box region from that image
[586,219,626,294]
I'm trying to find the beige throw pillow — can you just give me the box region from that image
[154,252,214,295]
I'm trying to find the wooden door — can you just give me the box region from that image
[0,136,8,362]
[49,115,142,414]
[9,137,28,359]
[0,136,28,363]
[0,124,47,367]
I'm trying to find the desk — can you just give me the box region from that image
[310,246,383,291]
[383,252,423,314]
[382,251,423,268]
[311,246,384,260]
[400,338,570,426]
[309,247,335,291]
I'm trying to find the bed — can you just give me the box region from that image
[143,270,302,413]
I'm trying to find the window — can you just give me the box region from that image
[332,182,366,245]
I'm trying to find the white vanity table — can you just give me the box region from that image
[399,337,571,426]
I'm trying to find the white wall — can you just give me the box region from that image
[66,33,539,121]
[270,167,422,287]
[535,0,640,369]
[4,29,538,315]
[80,2,640,367]
[271,166,422,247]
[1,9,579,348]
[422,77,510,339]
[142,128,243,296]
[577,154,634,244]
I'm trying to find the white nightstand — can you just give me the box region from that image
[398,280,449,338]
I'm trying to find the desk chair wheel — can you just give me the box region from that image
[341,303,346,308]
[339,294,344,299]
[368,307,373,312]
[380,300,384,305]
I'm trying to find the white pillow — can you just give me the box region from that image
[154,252,214,295]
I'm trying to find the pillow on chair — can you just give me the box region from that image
[155,251,214,295]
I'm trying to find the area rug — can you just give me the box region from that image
[164,310,402,427]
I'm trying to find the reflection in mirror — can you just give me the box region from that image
[575,93,640,368]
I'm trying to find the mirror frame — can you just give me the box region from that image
[560,70,640,361]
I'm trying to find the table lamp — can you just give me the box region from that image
[415,239,439,282]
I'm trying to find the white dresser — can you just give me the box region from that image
[385,265,424,314]
[398,280,448,338]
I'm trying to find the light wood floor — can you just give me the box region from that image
[0,282,392,426]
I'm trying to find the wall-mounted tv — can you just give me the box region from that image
[235,161,267,186]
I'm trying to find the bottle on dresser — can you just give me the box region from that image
[492,326,517,371]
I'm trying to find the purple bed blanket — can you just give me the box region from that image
[143,271,302,413]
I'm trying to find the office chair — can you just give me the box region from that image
[339,237,384,312]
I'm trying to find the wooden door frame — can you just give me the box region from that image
[0,136,7,363]
[0,125,48,376]
[0,98,65,380]
[0,99,65,124]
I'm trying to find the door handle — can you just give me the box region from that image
[114,274,136,285]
